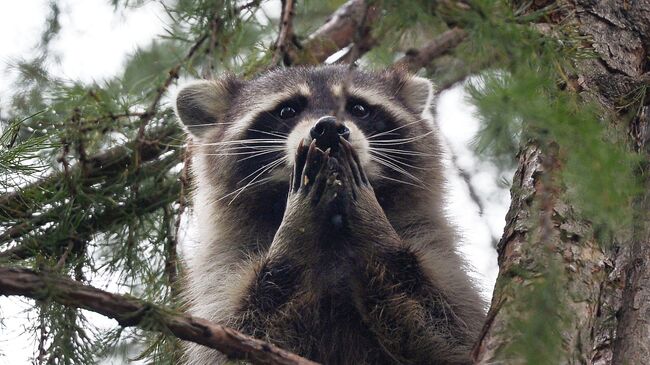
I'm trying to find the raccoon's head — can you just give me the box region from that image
[176,66,443,224]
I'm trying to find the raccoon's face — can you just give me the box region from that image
[176,66,441,213]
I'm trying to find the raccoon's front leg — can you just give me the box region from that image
[235,140,347,344]
[335,139,479,365]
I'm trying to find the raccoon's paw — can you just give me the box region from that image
[339,138,399,238]
[288,139,357,229]
[289,137,384,232]
[295,140,345,197]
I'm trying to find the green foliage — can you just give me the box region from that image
[26,301,98,365]
[40,1,61,49]
[0,113,52,180]
[458,0,639,238]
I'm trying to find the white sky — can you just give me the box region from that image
[0,1,507,363]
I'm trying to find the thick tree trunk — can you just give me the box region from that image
[473,1,650,363]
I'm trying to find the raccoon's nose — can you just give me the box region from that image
[310,116,350,151]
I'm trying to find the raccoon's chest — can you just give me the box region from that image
[260,291,397,365]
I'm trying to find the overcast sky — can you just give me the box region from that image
[0,1,509,363]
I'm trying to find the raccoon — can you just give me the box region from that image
[175,65,486,365]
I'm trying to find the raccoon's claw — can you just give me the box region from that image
[291,139,325,193]
[291,139,308,193]
[340,138,369,188]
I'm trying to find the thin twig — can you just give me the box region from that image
[135,32,209,145]
[0,266,319,365]
[36,302,49,365]
[163,204,179,299]
[203,16,220,79]
[170,148,192,297]
[236,0,262,13]
[54,240,75,271]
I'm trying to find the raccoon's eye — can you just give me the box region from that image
[278,106,297,119]
[272,96,306,121]
[348,102,370,119]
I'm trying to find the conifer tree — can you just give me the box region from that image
[1,1,648,364]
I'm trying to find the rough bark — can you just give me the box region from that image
[473,143,608,364]
[474,1,650,363]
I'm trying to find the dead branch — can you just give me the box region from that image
[335,1,376,65]
[291,0,373,65]
[393,27,467,73]
[0,266,319,365]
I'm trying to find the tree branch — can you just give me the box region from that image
[272,0,297,66]
[0,266,318,365]
[393,27,467,73]
[290,0,375,65]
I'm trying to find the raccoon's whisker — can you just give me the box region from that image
[370,147,436,157]
[211,138,285,144]
[183,121,237,127]
[214,144,285,152]
[196,139,286,146]
[235,155,288,189]
[367,130,434,145]
[201,148,284,157]
[201,143,285,152]
[235,159,281,188]
[218,177,273,202]
[221,158,285,204]
[375,171,430,191]
[370,153,425,184]
[263,111,293,131]
[228,157,287,205]
[236,149,285,162]
[372,161,428,190]
[247,128,289,139]
[370,150,428,171]
[366,120,422,139]
[369,132,401,139]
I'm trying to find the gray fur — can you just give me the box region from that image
[176,65,486,365]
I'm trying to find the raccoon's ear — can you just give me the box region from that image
[400,76,434,116]
[175,77,241,139]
